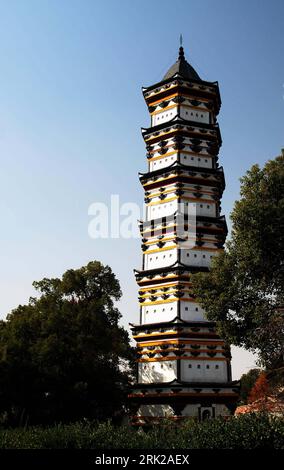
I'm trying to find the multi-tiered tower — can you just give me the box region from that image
[129,46,239,424]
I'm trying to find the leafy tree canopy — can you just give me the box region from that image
[248,372,270,404]
[192,153,284,370]
[0,261,134,426]
[239,368,261,404]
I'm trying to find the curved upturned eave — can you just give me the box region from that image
[133,261,209,277]
[141,119,222,147]
[132,379,240,388]
[142,73,219,95]
[129,316,216,330]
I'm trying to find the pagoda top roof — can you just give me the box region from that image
[142,46,220,96]
[163,46,201,82]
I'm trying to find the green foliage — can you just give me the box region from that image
[192,154,284,369]
[0,261,134,426]
[266,367,284,395]
[0,414,282,449]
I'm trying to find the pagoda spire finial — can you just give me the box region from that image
[178,34,185,61]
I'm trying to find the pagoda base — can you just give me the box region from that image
[129,379,239,425]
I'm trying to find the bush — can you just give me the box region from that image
[0,413,283,449]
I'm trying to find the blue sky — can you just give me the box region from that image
[0,0,283,378]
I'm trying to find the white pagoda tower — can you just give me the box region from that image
[129,45,239,425]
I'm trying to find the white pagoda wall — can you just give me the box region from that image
[150,155,176,171]
[138,404,174,417]
[144,249,177,269]
[138,403,231,419]
[179,106,210,124]
[180,301,206,321]
[139,361,177,383]
[150,153,213,171]
[179,153,212,168]
[142,301,206,324]
[180,360,227,382]
[138,359,228,385]
[181,404,200,418]
[180,249,217,267]
[182,404,231,418]
[142,303,176,324]
[152,108,178,126]
[144,248,217,270]
[151,106,210,126]
[147,200,216,219]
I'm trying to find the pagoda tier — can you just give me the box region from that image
[129,319,237,425]
[140,215,227,249]
[142,75,221,116]
[142,119,222,151]
[129,45,239,424]
[140,213,227,238]
[142,120,222,172]
[130,380,238,426]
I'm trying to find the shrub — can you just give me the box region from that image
[0,413,283,449]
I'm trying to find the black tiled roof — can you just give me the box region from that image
[163,46,201,81]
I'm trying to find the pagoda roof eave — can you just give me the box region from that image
[142,74,220,95]
[141,117,220,137]
[129,316,216,330]
[134,262,209,277]
[133,379,239,389]
[141,75,221,114]
[139,161,225,183]
[139,213,227,228]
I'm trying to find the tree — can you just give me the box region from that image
[248,372,270,404]
[192,153,284,369]
[239,368,261,404]
[0,261,134,426]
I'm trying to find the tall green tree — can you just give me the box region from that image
[192,153,284,370]
[0,261,134,426]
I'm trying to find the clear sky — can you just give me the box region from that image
[0,0,283,379]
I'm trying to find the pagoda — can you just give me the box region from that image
[129,45,239,424]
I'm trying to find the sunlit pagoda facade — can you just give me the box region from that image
[129,45,239,425]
